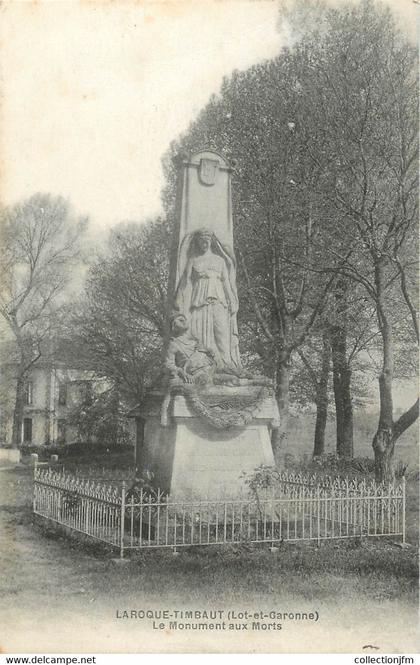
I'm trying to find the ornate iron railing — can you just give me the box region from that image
[33,467,406,558]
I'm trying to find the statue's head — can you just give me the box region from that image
[170,312,188,334]
[194,228,213,254]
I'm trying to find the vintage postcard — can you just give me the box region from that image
[0,0,418,656]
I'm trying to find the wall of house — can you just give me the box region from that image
[1,364,136,448]
[21,366,51,445]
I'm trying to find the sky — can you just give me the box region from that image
[0,1,282,233]
[1,0,416,235]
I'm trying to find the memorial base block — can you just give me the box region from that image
[135,387,278,499]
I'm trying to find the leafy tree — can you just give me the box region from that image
[289,0,418,480]
[162,57,339,454]
[294,284,377,459]
[66,384,131,446]
[0,193,87,447]
[69,219,170,407]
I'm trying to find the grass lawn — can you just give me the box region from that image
[1,464,419,653]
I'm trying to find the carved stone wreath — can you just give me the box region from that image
[174,384,271,429]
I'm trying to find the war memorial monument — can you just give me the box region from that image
[132,150,279,498]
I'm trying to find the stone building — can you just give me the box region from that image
[1,362,109,447]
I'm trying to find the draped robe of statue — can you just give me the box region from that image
[174,230,241,369]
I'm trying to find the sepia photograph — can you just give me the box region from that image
[0,0,418,656]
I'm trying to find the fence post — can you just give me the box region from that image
[84,497,89,536]
[402,476,406,544]
[120,481,126,559]
[316,486,321,546]
[32,458,38,513]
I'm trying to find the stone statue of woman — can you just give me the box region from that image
[174,228,241,369]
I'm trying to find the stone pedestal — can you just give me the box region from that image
[130,387,278,499]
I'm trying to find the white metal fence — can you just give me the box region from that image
[33,468,406,558]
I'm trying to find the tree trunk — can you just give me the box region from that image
[12,372,26,449]
[330,281,353,458]
[371,260,418,481]
[313,330,331,457]
[272,352,290,462]
[110,385,120,444]
[373,399,419,483]
[373,260,396,483]
[341,364,353,457]
[373,354,395,481]
[373,258,419,481]
[313,391,328,457]
[135,417,146,475]
[373,427,395,483]
[331,362,354,457]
